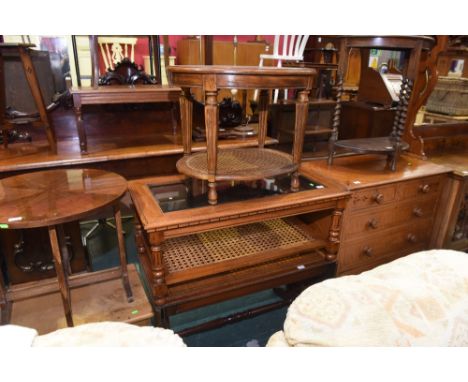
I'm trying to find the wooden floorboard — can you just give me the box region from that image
[8,264,153,335]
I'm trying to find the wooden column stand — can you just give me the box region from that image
[168,65,315,205]
[0,43,57,153]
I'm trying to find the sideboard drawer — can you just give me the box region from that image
[339,221,432,271]
[397,175,443,201]
[343,197,438,237]
[348,184,397,211]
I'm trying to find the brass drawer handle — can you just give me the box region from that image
[373,193,384,204]
[363,246,373,257]
[368,218,379,229]
[419,184,430,193]
[407,233,417,243]
[413,207,424,217]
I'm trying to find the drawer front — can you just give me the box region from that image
[343,197,438,237]
[348,184,397,211]
[397,175,443,201]
[338,244,426,276]
[339,221,432,271]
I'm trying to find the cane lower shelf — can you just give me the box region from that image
[162,217,325,285]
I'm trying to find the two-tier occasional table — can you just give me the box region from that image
[0,169,133,327]
[167,65,316,205]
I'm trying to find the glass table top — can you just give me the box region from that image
[149,174,325,213]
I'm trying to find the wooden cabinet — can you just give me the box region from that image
[301,154,451,276]
[338,174,444,275]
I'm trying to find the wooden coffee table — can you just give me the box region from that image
[129,170,349,331]
[168,65,316,205]
[0,168,133,326]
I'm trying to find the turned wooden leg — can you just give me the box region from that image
[113,204,133,302]
[179,87,193,156]
[257,89,269,148]
[204,88,219,205]
[18,46,57,154]
[328,74,343,166]
[134,217,146,260]
[325,203,345,261]
[291,89,309,192]
[149,231,168,308]
[48,225,73,327]
[208,181,217,205]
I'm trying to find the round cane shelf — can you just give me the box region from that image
[176,148,298,181]
[334,137,409,154]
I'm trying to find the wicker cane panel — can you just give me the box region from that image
[176,148,297,181]
[162,218,314,274]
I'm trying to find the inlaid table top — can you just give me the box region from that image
[0,169,127,229]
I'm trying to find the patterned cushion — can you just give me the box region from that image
[32,322,186,347]
[267,250,468,346]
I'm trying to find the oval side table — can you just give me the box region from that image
[168,65,316,205]
[0,168,133,327]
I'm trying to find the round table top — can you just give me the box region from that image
[167,65,316,76]
[0,169,127,229]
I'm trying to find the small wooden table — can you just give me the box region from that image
[71,84,181,154]
[129,171,349,331]
[168,65,316,205]
[0,168,133,327]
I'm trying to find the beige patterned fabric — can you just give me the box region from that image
[32,322,186,347]
[267,250,468,346]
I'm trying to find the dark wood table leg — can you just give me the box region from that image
[257,89,269,149]
[179,87,193,156]
[113,204,133,302]
[48,225,74,327]
[57,225,72,275]
[291,89,310,191]
[0,267,12,324]
[72,94,87,154]
[18,46,57,154]
[0,51,8,149]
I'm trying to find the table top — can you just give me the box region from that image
[128,173,348,233]
[168,65,316,76]
[300,154,451,191]
[0,169,127,229]
[70,84,181,95]
[168,65,316,90]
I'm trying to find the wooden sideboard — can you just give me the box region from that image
[301,154,451,275]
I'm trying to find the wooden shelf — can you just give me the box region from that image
[334,137,410,154]
[176,147,298,181]
[162,217,326,285]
